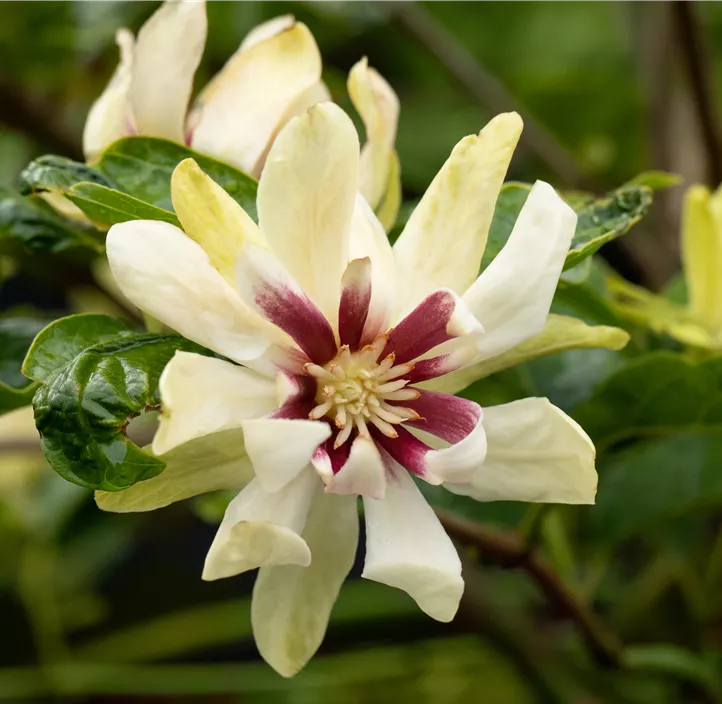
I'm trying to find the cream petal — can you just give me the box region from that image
[348,58,400,211]
[257,103,360,324]
[190,22,323,176]
[170,159,266,284]
[240,14,295,50]
[362,468,463,622]
[105,219,273,364]
[96,427,253,513]
[203,470,318,581]
[462,181,577,361]
[252,490,358,677]
[444,398,597,504]
[83,28,135,161]
[326,435,387,499]
[242,418,332,493]
[130,0,206,142]
[393,113,523,314]
[152,351,277,456]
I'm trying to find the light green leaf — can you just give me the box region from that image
[624,170,682,191]
[33,333,206,491]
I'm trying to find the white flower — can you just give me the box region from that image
[103,103,597,676]
[83,1,399,221]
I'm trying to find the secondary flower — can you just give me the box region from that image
[83,0,399,223]
[104,103,597,676]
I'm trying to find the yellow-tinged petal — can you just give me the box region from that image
[682,184,722,333]
[374,150,402,232]
[190,21,323,176]
[83,28,134,161]
[130,0,207,142]
[171,159,265,284]
[348,58,400,211]
[394,112,523,315]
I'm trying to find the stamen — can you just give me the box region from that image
[335,405,347,428]
[369,415,398,438]
[376,353,396,375]
[305,363,334,380]
[375,379,409,394]
[374,405,405,424]
[377,362,415,383]
[384,388,421,401]
[309,399,333,420]
[334,422,353,449]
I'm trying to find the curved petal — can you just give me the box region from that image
[240,14,295,50]
[96,428,253,513]
[203,470,318,581]
[190,22,323,175]
[462,181,577,360]
[444,398,597,504]
[152,351,277,456]
[393,113,523,314]
[362,468,463,622]
[130,0,207,142]
[252,490,358,677]
[339,257,372,350]
[106,220,277,364]
[257,102,360,324]
[326,435,387,499]
[83,29,134,161]
[242,418,332,493]
[348,58,399,211]
[171,158,265,284]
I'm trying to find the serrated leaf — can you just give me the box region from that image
[0,316,49,414]
[483,181,653,273]
[574,352,722,449]
[23,313,136,383]
[96,136,258,219]
[33,333,205,491]
[19,154,113,195]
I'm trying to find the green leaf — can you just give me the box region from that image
[624,170,682,191]
[19,154,113,195]
[0,316,49,414]
[0,189,104,254]
[96,137,258,219]
[483,181,653,273]
[23,313,136,383]
[574,352,722,449]
[65,183,180,229]
[33,333,205,491]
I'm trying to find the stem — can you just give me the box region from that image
[436,509,624,668]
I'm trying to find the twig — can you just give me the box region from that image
[390,2,589,189]
[673,1,722,186]
[436,509,624,668]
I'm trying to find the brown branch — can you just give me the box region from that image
[673,1,722,186]
[390,1,589,189]
[437,509,624,668]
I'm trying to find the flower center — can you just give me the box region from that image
[305,333,421,449]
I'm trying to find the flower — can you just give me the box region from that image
[103,103,597,676]
[83,1,399,224]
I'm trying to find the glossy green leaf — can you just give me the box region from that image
[33,333,205,491]
[483,181,653,272]
[574,353,722,449]
[23,313,136,383]
[96,137,258,219]
[0,316,49,414]
[19,154,113,195]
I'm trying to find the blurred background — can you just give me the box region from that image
[3,1,722,702]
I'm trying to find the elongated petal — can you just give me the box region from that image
[362,468,463,622]
[258,103,360,324]
[203,470,318,581]
[83,29,134,161]
[96,428,252,513]
[242,418,332,493]
[252,490,358,677]
[444,398,597,504]
[130,0,206,142]
[348,58,399,211]
[326,435,387,499]
[462,181,577,360]
[236,243,338,364]
[106,220,274,363]
[394,113,523,313]
[404,390,481,442]
[190,21,322,175]
[152,351,277,456]
[339,257,372,349]
[171,159,265,284]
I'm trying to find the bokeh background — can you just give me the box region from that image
[3,1,722,702]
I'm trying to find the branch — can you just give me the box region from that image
[391,2,589,189]
[673,1,722,186]
[436,509,624,668]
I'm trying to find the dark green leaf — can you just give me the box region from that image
[96,137,258,219]
[0,316,49,414]
[19,154,113,195]
[33,333,205,491]
[23,313,136,383]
